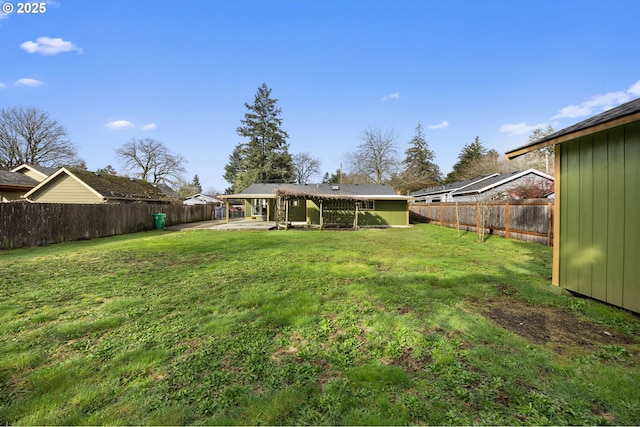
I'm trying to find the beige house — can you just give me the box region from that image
[23,168,179,204]
[11,164,58,183]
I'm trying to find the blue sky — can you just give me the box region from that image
[2,0,639,192]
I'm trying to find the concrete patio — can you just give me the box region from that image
[165,218,277,231]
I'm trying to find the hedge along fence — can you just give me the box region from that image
[409,200,554,245]
[0,203,215,249]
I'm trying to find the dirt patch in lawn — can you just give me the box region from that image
[483,298,636,350]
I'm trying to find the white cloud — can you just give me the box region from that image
[627,79,640,96]
[500,122,535,136]
[500,122,550,136]
[20,36,84,56]
[0,83,6,89]
[15,78,43,87]
[428,121,449,130]
[141,123,157,131]
[501,80,640,136]
[551,80,640,120]
[105,120,134,130]
[381,92,400,102]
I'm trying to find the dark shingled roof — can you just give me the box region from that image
[228,183,407,200]
[506,97,640,158]
[68,169,174,201]
[451,169,552,195]
[0,171,39,188]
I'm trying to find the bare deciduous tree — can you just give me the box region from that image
[115,137,187,185]
[292,152,321,184]
[346,126,399,184]
[0,106,81,169]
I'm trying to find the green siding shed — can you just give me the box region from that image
[506,97,640,313]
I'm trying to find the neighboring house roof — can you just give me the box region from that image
[410,174,499,197]
[184,193,222,204]
[23,168,177,203]
[451,169,553,196]
[222,183,411,201]
[506,97,640,159]
[10,164,58,181]
[0,170,40,189]
[156,183,183,199]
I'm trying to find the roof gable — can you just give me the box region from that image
[24,168,173,202]
[10,164,57,181]
[69,169,171,201]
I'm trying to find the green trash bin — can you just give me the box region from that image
[152,213,166,229]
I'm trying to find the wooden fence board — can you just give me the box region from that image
[0,203,214,249]
[409,201,554,245]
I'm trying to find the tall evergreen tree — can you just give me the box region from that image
[444,136,487,183]
[223,145,246,194]
[399,123,442,193]
[192,174,202,193]
[224,83,293,193]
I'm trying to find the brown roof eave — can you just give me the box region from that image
[0,184,35,190]
[505,109,640,160]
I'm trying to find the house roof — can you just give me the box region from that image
[410,174,499,197]
[185,193,222,203]
[69,169,178,201]
[221,183,411,201]
[451,169,553,196]
[10,163,58,180]
[24,168,178,202]
[0,171,40,188]
[506,97,640,159]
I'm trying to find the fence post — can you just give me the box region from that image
[505,202,510,239]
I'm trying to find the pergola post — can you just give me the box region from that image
[319,199,324,229]
[354,201,359,229]
[225,199,230,224]
[285,198,290,229]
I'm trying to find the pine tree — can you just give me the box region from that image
[192,174,202,193]
[225,83,293,193]
[445,136,487,183]
[399,123,442,193]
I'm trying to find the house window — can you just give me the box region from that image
[359,201,374,210]
[292,199,300,207]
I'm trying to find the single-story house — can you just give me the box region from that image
[23,168,180,204]
[506,96,640,313]
[411,169,553,202]
[219,183,412,228]
[0,171,40,202]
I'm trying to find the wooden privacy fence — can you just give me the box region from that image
[409,200,554,245]
[0,203,214,249]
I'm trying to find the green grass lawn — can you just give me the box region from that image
[1,224,639,425]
